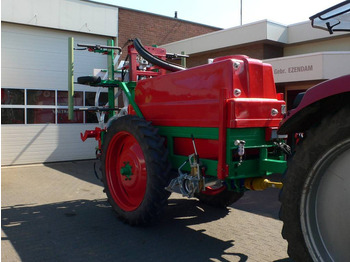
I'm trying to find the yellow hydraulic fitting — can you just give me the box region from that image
[244,178,283,191]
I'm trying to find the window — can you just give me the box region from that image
[1,108,24,124]
[2,88,24,105]
[85,92,109,123]
[57,91,83,106]
[1,88,108,124]
[57,109,84,124]
[1,88,25,124]
[27,90,55,105]
[27,109,55,124]
[57,91,84,124]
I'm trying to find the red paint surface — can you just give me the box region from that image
[133,55,285,180]
[280,74,350,128]
[128,45,167,82]
[105,131,147,212]
[134,55,285,128]
[173,137,219,160]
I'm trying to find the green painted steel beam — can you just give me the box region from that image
[260,159,287,175]
[68,37,74,120]
[157,126,219,139]
[119,81,143,118]
[156,126,287,184]
[107,39,115,118]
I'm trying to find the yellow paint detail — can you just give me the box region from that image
[134,89,143,96]
[244,178,283,191]
[145,95,152,103]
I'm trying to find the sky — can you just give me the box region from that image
[93,0,343,28]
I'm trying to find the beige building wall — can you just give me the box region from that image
[284,36,350,56]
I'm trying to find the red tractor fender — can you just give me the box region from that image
[278,74,350,134]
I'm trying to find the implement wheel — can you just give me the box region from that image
[280,106,350,261]
[101,115,171,225]
[196,186,243,208]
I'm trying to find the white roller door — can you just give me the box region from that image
[1,22,114,165]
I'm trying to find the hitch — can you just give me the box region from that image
[81,127,104,152]
[165,135,205,198]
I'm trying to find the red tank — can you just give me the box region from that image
[133,55,285,128]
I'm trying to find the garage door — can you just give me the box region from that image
[1,22,113,165]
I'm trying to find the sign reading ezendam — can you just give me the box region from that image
[274,65,313,75]
[265,54,324,83]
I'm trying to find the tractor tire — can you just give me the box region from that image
[280,105,350,261]
[101,115,172,225]
[196,187,244,208]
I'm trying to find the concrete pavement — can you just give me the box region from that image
[2,160,291,262]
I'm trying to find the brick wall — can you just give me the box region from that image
[118,8,220,58]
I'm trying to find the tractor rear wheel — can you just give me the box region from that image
[280,106,350,261]
[101,115,172,225]
[196,186,243,208]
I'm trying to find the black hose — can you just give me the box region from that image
[133,38,185,72]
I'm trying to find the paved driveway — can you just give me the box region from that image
[2,160,291,262]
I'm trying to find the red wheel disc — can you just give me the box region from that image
[200,185,227,196]
[105,131,147,211]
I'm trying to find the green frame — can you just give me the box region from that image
[158,126,287,191]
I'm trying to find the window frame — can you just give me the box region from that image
[1,87,109,125]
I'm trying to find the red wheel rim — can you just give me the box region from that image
[200,185,226,196]
[105,131,147,211]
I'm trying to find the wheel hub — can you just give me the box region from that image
[120,162,133,180]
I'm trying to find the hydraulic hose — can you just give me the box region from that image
[133,38,185,72]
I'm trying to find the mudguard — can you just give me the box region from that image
[278,74,350,134]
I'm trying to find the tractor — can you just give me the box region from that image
[278,1,350,261]
[68,37,288,226]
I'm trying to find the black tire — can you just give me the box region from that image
[101,115,172,225]
[196,188,244,208]
[280,105,350,261]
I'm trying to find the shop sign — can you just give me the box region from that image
[265,54,324,83]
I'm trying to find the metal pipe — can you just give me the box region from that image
[240,0,243,25]
[181,51,186,68]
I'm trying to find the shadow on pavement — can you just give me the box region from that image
[2,197,249,262]
[232,188,281,220]
[45,160,283,221]
[231,174,283,220]
[43,159,103,187]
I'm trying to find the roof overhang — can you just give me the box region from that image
[162,19,350,55]
[162,20,288,55]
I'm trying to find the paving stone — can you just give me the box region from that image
[2,160,291,262]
